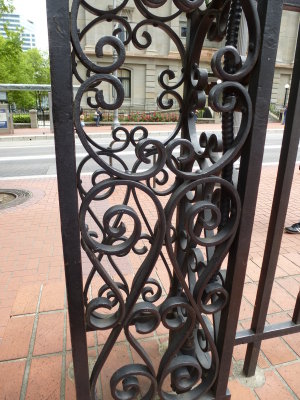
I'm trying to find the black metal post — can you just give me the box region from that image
[292,293,300,324]
[243,24,300,377]
[46,1,91,399]
[284,87,288,107]
[214,0,284,396]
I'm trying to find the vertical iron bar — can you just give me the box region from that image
[243,25,300,377]
[46,1,91,399]
[292,293,300,324]
[169,9,195,298]
[214,0,284,397]
[283,87,288,107]
[220,0,242,229]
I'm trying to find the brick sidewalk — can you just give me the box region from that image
[0,166,299,399]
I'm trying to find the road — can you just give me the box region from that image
[0,129,299,179]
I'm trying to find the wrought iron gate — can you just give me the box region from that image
[47,0,300,399]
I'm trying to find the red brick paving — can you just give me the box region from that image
[254,370,296,400]
[39,282,65,312]
[0,315,34,361]
[277,362,300,398]
[0,360,26,399]
[33,312,65,356]
[0,164,299,398]
[26,355,62,399]
[11,283,41,315]
[260,337,297,366]
[228,380,257,400]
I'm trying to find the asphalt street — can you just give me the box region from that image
[0,128,299,179]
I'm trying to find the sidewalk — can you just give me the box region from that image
[0,165,299,399]
[0,121,284,141]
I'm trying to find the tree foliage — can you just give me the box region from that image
[0,28,50,109]
[0,0,13,17]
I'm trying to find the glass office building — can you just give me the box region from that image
[0,13,36,51]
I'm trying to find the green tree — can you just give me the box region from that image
[0,28,50,109]
[0,29,23,80]
[23,49,50,84]
[0,0,13,17]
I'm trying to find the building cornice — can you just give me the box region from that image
[275,62,294,69]
[84,47,218,63]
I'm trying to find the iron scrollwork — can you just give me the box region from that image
[70,0,260,398]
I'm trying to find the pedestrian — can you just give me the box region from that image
[282,106,287,125]
[80,108,85,127]
[285,221,300,234]
[96,107,103,126]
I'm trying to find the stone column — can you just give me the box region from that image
[145,63,156,110]
[29,109,38,128]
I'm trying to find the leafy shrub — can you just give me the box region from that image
[13,114,31,123]
[123,111,179,122]
[82,110,180,123]
[197,109,204,118]
[269,103,280,117]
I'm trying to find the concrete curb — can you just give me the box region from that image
[0,122,282,143]
[0,134,54,142]
[0,131,175,142]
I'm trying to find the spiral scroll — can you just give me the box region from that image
[69,0,261,398]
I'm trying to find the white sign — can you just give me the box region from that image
[0,92,7,101]
[0,109,8,129]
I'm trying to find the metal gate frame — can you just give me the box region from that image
[236,18,300,377]
[214,2,300,395]
[47,1,300,399]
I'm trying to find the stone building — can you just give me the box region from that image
[74,1,299,111]
[272,9,299,107]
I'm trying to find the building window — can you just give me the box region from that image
[180,25,187,38]
[116,17,128,43]
[118,69,131,98]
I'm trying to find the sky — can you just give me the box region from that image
[13,0,49,52]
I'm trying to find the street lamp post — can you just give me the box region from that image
[284,83,290,107]
[112,0,120,130]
